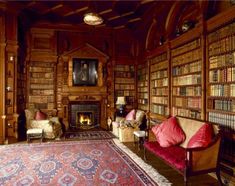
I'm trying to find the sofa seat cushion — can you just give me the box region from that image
[144,141,186,171]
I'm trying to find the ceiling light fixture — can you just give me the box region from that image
[83,12,103,26]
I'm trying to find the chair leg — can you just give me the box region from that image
[216,169,223,186]
[184,175,188,186]
[144,147,147,161]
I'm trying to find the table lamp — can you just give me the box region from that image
[116,96,126,115]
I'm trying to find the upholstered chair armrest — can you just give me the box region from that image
[185,135,221,172]
[115,116,125,122]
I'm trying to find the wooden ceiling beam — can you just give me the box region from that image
[41,4,64,14]
[63,6,88,17]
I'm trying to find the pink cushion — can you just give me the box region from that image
[152,117,186,147]
[125,109,135,120]
[35,111,47,120]
[144,141,186,171]
[187,123,213,148]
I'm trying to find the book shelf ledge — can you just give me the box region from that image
[207,109,235,115]
[173,105,202,111]
[208,96,235,99]
[172,84,201,87]
[172,71,201,77]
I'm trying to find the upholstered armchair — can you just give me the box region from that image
[112,109,147,142]
[25,109,63,139]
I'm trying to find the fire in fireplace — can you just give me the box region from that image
[77,112,93,126]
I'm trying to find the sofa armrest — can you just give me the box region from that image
[185,135,221,172]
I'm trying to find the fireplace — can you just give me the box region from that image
[69,101,100,129]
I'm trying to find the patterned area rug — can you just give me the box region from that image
[0,139,171,186]
[65,130,115,140]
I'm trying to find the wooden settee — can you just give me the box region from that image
[144,116,222,185]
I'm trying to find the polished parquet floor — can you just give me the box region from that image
[7,130,222,186]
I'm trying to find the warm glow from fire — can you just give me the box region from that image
[79,114,91,125]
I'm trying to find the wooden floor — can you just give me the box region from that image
[7,134,221,186]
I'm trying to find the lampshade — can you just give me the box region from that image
[83,12,103,26]
[116,97,126,105]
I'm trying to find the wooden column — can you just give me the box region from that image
[0,9,6,144]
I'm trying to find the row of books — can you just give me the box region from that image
[30,89,54,95]
[115,78,135,84]
[209,67,235,83]
[115,90,135,97]
[30,78,54,84]
[30,72,54,78]
[173,97,201,109]
[138,92,148,99]
[151,69,167,80]
[151,60,168,71]
[150,52,167,64]
[172,49,201,67]
[209,53,235,69]
[152,87,168,96]
[172,107,201,119]
[208,112,235,130]
[138,87,148,93]
[138,98,148,104]
[115,65,135,72]
[29,67,53,73]
[172,61,201,76]
[151,104,169,115]
[172,86,201,96]
[29,95,54,103]
[152,78,168,87]
[115,84,135,90]
[171,39,200,57]
[210,84,235,97]
[30,84,54,89]
[138,104,148,111]
[209,35,235,56]
[173,74,201,86]
[208,21,235,44]
[137,74,148,81]
[115,72,134,78]
[138,81,148,87]
[30,62,54,68]
[137,66,147,74]
[152,96,168,105]
[208,99,235,112]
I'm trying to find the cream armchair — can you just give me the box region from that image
[112,109,147,142]
[25,109,63,139]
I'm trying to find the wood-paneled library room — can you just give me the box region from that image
[0,1,234,185]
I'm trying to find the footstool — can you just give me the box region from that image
[133,130,147,150]
[27,128,44,143]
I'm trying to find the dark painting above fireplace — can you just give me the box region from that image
[72,58,98,86]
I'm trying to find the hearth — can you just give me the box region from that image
[69,101,100,129]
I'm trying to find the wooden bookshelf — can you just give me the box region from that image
[207,21,235,128]
[114,64,135,111]
[171,38,203,120]
[150,52,169,117]
[28,61,55,110]
[207,21,235,165]
[6,53,16,137]
[137,63,148,111]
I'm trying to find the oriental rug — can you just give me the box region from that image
[65,130,115,140]
[0,139,171,186]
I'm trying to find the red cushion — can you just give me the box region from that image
[187,123,213,148]
[125,109,135,120]
[152,117,186,147]
[35,111,47,120]
[144,141,186,171]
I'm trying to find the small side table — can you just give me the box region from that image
[133,130,147,150]
[27,128,44,143]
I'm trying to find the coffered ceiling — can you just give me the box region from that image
[8,0,165,30]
